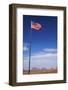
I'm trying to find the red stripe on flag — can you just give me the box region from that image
[31,22,42,30]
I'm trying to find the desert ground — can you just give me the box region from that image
[23,68,57,75]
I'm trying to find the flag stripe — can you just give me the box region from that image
[31,21,42,30]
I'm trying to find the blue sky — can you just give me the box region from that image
[23,15,57,70]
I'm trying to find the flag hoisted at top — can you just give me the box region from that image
[31,21,42,30]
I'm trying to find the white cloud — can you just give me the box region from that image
[24,52,57,69]
[23,46,28,51]
[31,48,57,59]
[23,43,30,51]
[32,53,56,59]
[24,48,57,60]
[23,48,57,69]
[43,48,57,53]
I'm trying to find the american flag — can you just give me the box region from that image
[31,21,42,30]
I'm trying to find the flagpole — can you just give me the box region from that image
[28,22,32,74]
[28,21,41,74]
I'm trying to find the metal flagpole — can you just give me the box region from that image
[28,21,32,74]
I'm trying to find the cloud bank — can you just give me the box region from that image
[23,48,57,70]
